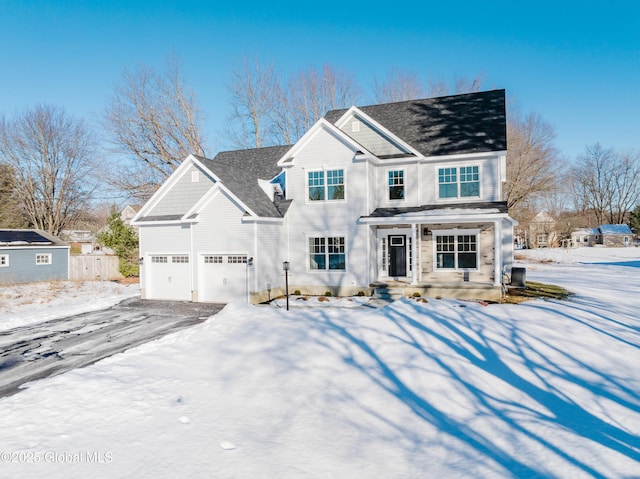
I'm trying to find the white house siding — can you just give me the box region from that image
[191,190,255,301]
[376,162,421,208]
[418,155,500,204]
[139,224,192,299]
[148,164,214,217]
[501,217,515,271]
[285,128,371,295]
[367,161,378,213]
[253,222,286,302]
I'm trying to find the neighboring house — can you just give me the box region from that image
[597,224,633,247]
[528,211,558,248]
[121,205,140,231]
[0,229,69,284]
[570,228,598,247]
[60,229,96,254]
[132,89,516,303]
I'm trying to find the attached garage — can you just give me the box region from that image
[198,254,248,303]
[146,254,191,300]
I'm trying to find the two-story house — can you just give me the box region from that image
[132,89,516,303]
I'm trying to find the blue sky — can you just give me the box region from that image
[1,0,638,160]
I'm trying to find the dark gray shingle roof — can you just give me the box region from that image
[195,145,292,218]
[325,89,506,157]
[363,201,509,218]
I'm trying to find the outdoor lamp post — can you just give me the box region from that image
[283,261,290,311]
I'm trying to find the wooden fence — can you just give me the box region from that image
[69,255,123,281]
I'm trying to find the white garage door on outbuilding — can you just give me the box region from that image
[147,254,191,301]
[198,254,248,303]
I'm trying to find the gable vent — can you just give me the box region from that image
[191,171,200,183]
[351,120,360,132]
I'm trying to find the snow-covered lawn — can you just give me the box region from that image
[0,280,138,332]
[0,248,638,478]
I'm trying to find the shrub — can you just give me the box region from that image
[293,289,301,296]
[356,291,365,297]
[412,292,421,298]
[324,291,332,297]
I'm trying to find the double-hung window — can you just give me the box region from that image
[435,232,478,270]
[307,169,344,201]
[308,236,346,270]
[388,170,404,200]
[438,165,480,199]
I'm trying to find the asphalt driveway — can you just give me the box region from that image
[0,297,224,398]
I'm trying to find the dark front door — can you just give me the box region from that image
[388,235,406,277]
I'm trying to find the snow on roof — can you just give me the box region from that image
[599,224,632,235]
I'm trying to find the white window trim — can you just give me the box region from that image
[35,253,52,265]
[0,254,8,267]
[306,233,348,272]
[387,168,406,202]
[435,164,482,201]
[305,168,347,203]
[432,229,480,271]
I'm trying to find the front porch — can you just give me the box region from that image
[370,280,502,302]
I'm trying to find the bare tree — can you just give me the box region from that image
[504,111,561,215]
[374,70,484,104]
[453,74,484,94]
[427,73,484,97]
[228,61,361,147]
[285,64,361,139]
[0,105,97,235]
[571,144,640,224]
[104,55,207,200]
[226,55,280,149]
[373,68,425,103]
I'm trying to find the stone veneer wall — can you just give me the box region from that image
[421,222,495,283]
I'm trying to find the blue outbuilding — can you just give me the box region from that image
[0,229,69,285]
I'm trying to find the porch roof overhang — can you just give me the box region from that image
[359,201,516,225]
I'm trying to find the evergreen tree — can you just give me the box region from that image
[97,210,139,277]
[630,204,640,234]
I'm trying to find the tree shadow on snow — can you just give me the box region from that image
[310,299,639,478]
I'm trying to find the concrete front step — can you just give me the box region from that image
[370,281,501,302]
[373,291,404,301]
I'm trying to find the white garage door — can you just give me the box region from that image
[147,255,191,300]
[199,254,248,303]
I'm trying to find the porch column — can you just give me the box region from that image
[411,223,418,285]
[494,220,502,286]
